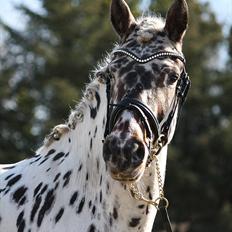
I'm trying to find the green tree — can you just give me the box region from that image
[0,0,231,231]
[0,0,137,163]
[149,1,231,231]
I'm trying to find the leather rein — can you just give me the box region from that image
[103,49,191,232]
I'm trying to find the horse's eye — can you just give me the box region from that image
[168,74,179,84]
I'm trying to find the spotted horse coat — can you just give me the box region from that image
[0,0,189,231]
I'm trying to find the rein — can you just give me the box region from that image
[103,49,191,232]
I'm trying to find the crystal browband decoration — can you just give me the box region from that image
[113,49,186,64]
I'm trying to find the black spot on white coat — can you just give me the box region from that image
[53,173,61,182]
[30,194,42,222]
[38,158,48,166]
[88,224,96,232]
[92,205,96,216]
[37,189,55,227]
[29,157,41,165]
[69,191,78,206]
[129,217,141,227]
[88,200,92,208]
[17,210,25,232]
[53,152,65,161]
[12,186,28,206]
[63,170,72,187]
[78,164,83,172]
[2,165,16,170]
[55,208,64,223]
[77,197,85,214]
[113,207,118,220]
[45,149,56,158]
[5,174,14,180]
[39,185,48,195]
[7,174,22,188]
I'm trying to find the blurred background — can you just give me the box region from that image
[0,0,231,231]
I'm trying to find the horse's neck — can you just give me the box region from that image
[37,77,168,231]
[0,77,168,232]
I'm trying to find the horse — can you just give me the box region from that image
[0,0,190,231]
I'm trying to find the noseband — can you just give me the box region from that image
[104,49,190,164]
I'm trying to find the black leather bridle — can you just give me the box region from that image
[104,49,190,159]
[103,49,190,232]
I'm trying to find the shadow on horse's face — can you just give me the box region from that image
[103,0,188,183]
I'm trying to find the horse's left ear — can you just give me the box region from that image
[165,0,189,42]
[111,0,136,38]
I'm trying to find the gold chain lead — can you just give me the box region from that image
[129,154,169,209]
[154,156,164,198]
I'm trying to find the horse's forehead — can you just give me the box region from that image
[112,57,178,95]
[122,18,171,56]
[110,18,178,93]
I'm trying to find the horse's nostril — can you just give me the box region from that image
[131,144,145,165]
[124,139,145,166]
[131,143,139,154]
[136,145,145,159]
[103,136,145,171]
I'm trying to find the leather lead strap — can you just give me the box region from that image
[151,199,173,232]
[158,206,173,232]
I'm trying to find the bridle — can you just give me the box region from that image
[104,49,190,158]
[103,48,191,232]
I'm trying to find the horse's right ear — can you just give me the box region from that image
[111,0,136,39]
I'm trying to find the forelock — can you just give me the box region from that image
[136,16,165,31]
[135,16,165,42]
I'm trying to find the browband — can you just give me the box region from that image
[113,49,186,64]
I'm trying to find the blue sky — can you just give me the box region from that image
[0,0,231,67]
[201,0,232,35]
[0,0,231,33]
[0,0,42,30]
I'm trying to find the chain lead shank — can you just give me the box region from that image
[129,155,169,209]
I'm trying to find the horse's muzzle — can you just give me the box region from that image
[103,136,147,181]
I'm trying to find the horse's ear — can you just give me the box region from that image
[165,0,189,43]
[111,0,136,38]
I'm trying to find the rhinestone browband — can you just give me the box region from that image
[113,49,186,64]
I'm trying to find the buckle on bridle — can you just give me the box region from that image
[146,134,166,167]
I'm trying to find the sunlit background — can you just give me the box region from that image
[0,0,232,231]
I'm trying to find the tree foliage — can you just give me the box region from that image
[149,1,232,231]
[0,0,231,231]
[0,0,138,162]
